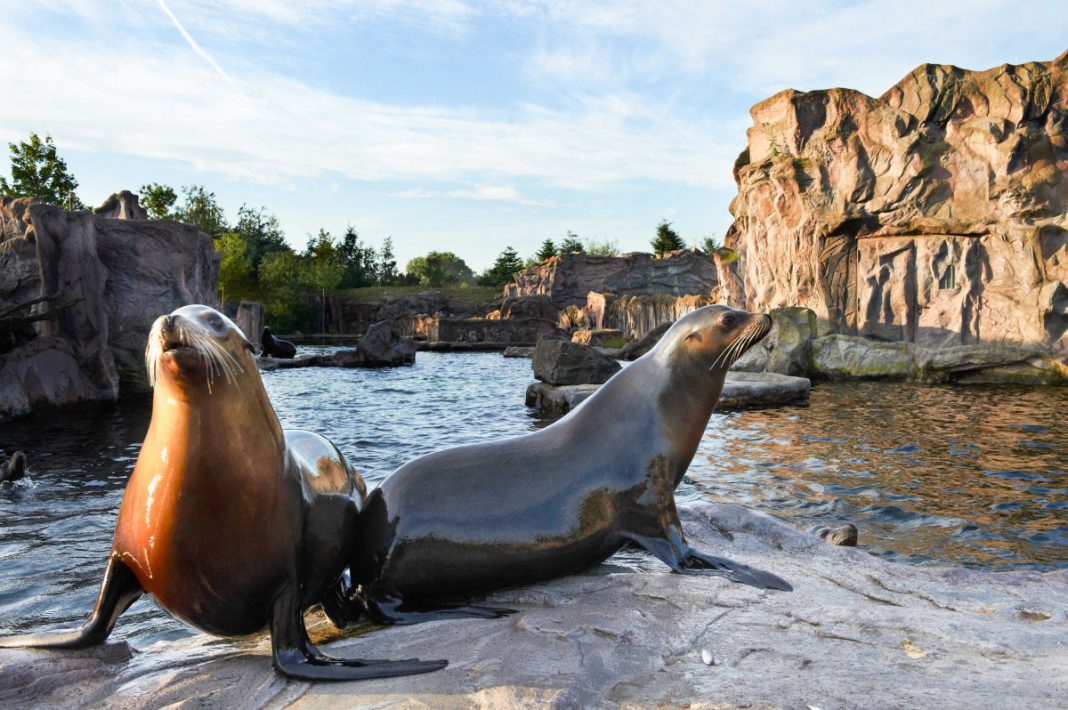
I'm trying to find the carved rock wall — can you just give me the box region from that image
[722,50,1068,351]
[0,194,218,421]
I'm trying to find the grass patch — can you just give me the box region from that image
[601,335,628,349]
[332,285,501,305]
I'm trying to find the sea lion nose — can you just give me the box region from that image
[163,315,175,332]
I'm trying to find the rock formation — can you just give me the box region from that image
[0,193,218,421]
[508,249,718,309]
[532,337,621,385]
[720,50,1068,352]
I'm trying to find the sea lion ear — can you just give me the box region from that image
[685,331,702,343]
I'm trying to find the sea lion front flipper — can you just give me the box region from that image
[269,582,448,681]
[0,555,142,649]
[622,526,792,592]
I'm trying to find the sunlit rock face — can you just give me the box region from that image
[720,50,1068,351]
[0,193,218,421]
[508,250,718,310]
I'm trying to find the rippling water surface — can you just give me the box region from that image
[0,351,1065,647]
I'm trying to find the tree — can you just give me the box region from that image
[214,232,255,302]
[651,219,685,257]
[0,133,84,209]
[337,226,378,288]
[700,236,721,254]
[377,237,399,286]
[303,230,344,333]
[535,239,557,261]
[175,185,228,237]
[559,231,585,254]
[584,237,619,256]
[139,183,178,219]
[478,246,525,287]
[233,204,288,271]
[405,251,474,287]
[258,250,308,333]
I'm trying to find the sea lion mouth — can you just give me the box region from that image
[708,313,772,373]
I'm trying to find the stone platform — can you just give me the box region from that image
[1,502,1064,708]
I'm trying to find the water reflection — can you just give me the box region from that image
[0,354,1064,649]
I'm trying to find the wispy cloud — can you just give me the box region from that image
[155,0,244,97]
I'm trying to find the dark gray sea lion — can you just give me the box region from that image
[350,305,790,624]
[0,305,445,681]
[0,451,26,483]
[261,326,297,358]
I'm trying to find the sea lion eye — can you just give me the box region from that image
[720,313,736,329]
[209,314,225,331]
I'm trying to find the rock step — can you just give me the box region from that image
[526,371,811,415]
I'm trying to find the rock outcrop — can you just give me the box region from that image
[258,322,416,370]
[6,502,1061,708]
[0,194,218,421]
[532,337,621,385]
[721,50,1068,353]
[508,250,718,309]
[583,291,715,340]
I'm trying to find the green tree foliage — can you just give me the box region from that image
[535,239,557,261]
[700,236,721,254]
[258,250,309,333]
[478,246,525,287]
[584,237,619,256]
[175,185,228,238]
[651,219,685,257]
[405,251,474,287]
[139,183,178,219]
[303,230,345,333]
[214,232,255,302]
[233,205,288,271]
[337,226,378,288]
[377,236,399,286]
[0,133,84,209]
[558,231,585,254]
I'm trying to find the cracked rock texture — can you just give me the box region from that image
[1,502,1064,708]
[0,194,218,422]
[720,50,1068,352]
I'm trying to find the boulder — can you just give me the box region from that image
[524,382,601,414]
[763,306,819,375]
[499,294,558,321]
[719,50,1068,354]
[350,321,416,367]
[224,301,264,348]
[92,190,148,220]
[810,335,919,380]
[5,501,1062,708]
[507,250,717,309]
[532,338,621,385]
[618,322,672,361]
[0,195,218,421]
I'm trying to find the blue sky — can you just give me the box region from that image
[1,1,1066,271]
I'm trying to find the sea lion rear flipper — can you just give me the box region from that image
[622,527,792,592]
[0,555,142,649]
[270,583,448,681]
[361,593,517,626]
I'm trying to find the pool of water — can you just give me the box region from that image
[1,351,1065,647]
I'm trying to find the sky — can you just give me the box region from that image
[1,1,1066,271]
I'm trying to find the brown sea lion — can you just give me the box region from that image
[349,305,790,624]
[0,451,26,483]
[0,305,445,681]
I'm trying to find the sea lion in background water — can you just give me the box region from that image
[261,326,297,359]
[0,451,26,483]
[350,305,790,624]
[0,305,445,681]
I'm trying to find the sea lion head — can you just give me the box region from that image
[657,305,771,375]
[145,304,256,394]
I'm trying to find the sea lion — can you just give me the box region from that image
[0,305,445,681]
[0,451,26,483]
[350,305,791,624]
[262,326,297,359]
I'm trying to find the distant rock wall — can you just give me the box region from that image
[0,194,218,421]
[507,250,718,309]
[722,50,1068,351]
